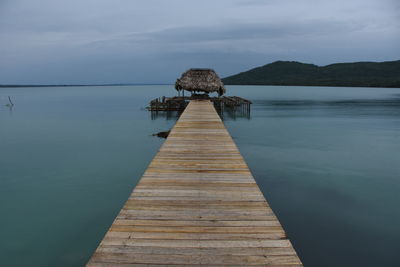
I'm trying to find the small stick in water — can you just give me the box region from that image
[8,96,14,106]
[5,96,14,107]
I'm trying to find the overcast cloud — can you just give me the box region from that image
[0,0,399,84]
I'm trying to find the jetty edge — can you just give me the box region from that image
[87,100,302,266]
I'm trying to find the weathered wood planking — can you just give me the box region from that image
[87,100,302,266]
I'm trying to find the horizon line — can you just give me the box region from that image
[0,83,174,88]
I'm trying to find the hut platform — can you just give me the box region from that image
[147,96,251,113]
[87,100,302,266]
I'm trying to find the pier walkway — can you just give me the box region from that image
[87,100,302,266]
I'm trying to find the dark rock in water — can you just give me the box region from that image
[152,130,170,138]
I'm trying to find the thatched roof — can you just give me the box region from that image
[175,69,226,96]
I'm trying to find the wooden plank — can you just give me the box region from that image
[95,246,298,256]
[87,100,302,266]
[88,252,302,265]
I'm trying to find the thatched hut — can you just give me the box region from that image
[175,69,226,96]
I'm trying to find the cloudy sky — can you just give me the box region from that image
[0,0,399,84]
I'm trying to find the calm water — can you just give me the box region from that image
[1,85,399,267]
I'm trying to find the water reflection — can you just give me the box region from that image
[149,110,182,120]
[254,97,400,117]
[255,98,400,107]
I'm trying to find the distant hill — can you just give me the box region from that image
[222,60,400,88]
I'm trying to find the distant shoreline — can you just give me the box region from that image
[0,83,172,88]
[225,84,400,89]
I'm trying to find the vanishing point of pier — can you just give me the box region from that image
[87,99,302,266]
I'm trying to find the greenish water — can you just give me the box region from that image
[1,85,399,267]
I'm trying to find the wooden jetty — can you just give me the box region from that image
[87,100,302,266]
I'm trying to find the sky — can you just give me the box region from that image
[0,0,399,84]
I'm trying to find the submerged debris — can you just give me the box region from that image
[152,130,170,139]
